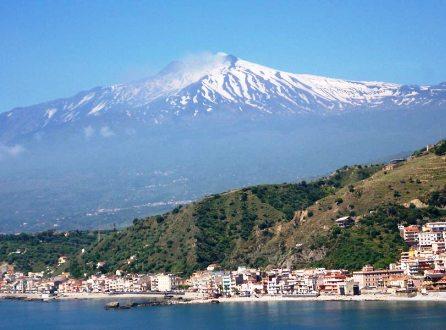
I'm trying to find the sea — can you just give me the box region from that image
[1,299,445,329]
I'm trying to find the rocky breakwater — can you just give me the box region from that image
[105,297,188,310]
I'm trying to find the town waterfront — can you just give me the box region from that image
[1,300,446,329]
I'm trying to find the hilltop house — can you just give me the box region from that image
[335,216,354,228]
[384,159,405,171]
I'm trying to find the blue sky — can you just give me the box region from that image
[1,0,445,111]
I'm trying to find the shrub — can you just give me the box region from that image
[434,141,446,156]
[428,188,446,207]
[258,219,272,230]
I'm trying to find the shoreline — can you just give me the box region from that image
[188,293,446,304]
[3,292,446,303]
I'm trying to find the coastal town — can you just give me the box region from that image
[2,220,446,302]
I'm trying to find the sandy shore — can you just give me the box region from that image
[190,293,446,304]
[3,292,446,303]
[58,292,178,300]
[0,292,185,301]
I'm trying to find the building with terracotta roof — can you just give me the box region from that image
[353,265,404,289]
[401,225,420,246]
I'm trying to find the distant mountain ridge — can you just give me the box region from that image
[0,53,445,233]
[1,53,446,143]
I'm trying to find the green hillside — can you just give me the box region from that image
[0,231,100,274]
[293,151,446,249]
[82,142,445,276]
[80,165,382,276]
[2,140,445,277]
[310,204,446,270]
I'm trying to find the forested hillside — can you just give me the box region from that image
[79,143,445,276]
[79,165,387,275]
[2,140,445,277]
[0,231,100,273]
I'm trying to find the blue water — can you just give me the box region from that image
[1,300,445,329]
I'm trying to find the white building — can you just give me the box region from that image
[157,274,175,292]
[267,277,280,295]
[423,222,446,233]
[432,241,446,254]
[418,232,443,247]
[335,216,354,228]
[222,274,232,294]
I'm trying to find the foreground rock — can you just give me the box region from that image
[104,298,186,310]
[105,301,119,309]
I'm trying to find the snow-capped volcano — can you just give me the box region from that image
[1,53,446,232]
[1,53,446,142]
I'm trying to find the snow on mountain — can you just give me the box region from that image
[1,53,445,141]
[1,53,446,232]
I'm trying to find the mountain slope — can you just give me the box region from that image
[1,54,445,233]
[2,142,445,275]
[0,230,99,273]
[295,150,446,246]
[1,53,446,143]
[78,143,446,276]
[79,165,382,275]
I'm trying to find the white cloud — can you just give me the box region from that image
[119,51,232,85]
[0,144,25,160]
[157,52,233,87]
[100,126,114,138]
[177,51,232,78]
[84,126,95,138]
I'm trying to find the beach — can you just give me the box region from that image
[3,292,446,303]
[189,292,446,303]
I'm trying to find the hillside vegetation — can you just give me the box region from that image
[0,231,99,273]
[295,152,446,248]
[80,165,382,276]
[2,141,445,277]
[311,205,446,270]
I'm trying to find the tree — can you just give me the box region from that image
[434,141,446,156]
[68,259,83,278]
